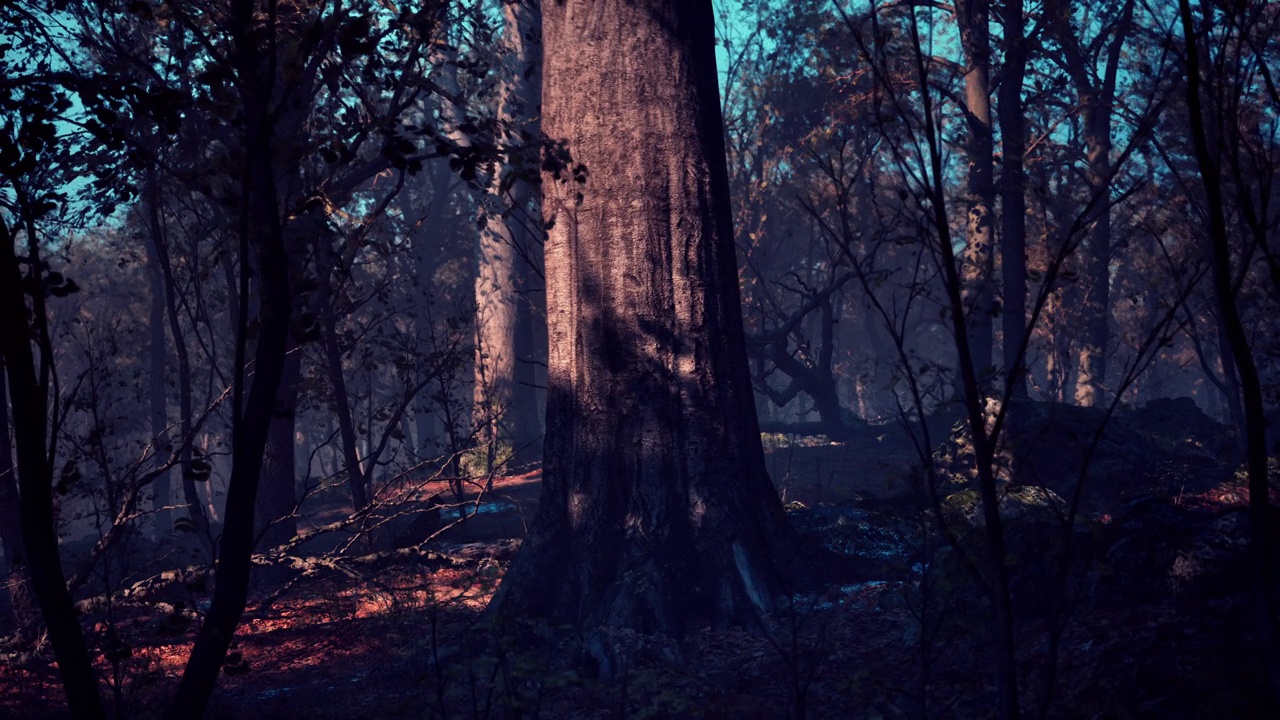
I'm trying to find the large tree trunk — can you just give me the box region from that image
[956,0,996,394]
[490,0,792,635]
[474,0,546,472]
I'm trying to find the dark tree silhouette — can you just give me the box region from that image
[166,0,293,713]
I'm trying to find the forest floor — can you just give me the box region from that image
[3,400,1279,718]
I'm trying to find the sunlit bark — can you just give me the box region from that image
[956,0,997,392]
[1048,0,1136,407]
[998,0,1029,400]
[473,0,545,471]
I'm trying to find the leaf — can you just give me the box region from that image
[223,650,251,676]
[157,612,189,637]
[185,457,213,482]
[56,461,81,495]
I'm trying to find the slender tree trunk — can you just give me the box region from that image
[256,342,301,549]
[1,219,105,719]
[143,172,172,538]
[252,59,319,552]
[474,0,545,472]
[998,0,1028,400]
[905,10,1020,716]
[956,0,997,393]
[145,166,212,550]
[151,198,213,554]
[1217,313,1247,449]
[406,181,450,464]
[1050,0,1134,407]
[310,226,372,511]
[173,333,206,544]
[167,0,293,712]
[491,0,792,635]
[322,298,369,510]
[1074,103,1112,408]
[1180,0,1280,705]
[0,371,38,638]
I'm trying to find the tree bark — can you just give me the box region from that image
[474,0,546,472]
[1049,0,1135,407]
[956,0,997,393]
[998,0,1028,400]
[256,341,300,549]
[490,0,792,635]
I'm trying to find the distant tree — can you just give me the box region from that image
[491,0,793,633]
[473,0,545,471]
[997,0,1030,399]
[724,0,919,435]
[956,0,997,393]
[1045,0,1138,407]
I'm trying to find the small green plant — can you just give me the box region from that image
[460,439,515,479]
[761,432,791,451]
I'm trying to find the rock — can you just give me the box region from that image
[786,501,914,583]
[935,398,1237,515]
[936,484,1088,617]
[1091,496,1198,607]
[1126,396,1225,449]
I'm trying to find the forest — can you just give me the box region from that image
[1,0,1278,717]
